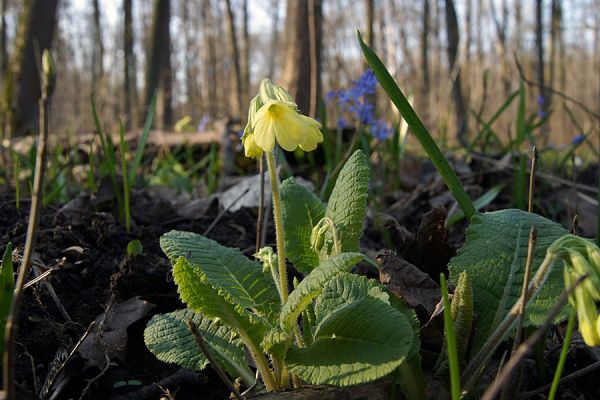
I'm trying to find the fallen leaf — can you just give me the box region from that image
[78,296,155,370]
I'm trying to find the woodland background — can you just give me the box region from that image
[1,0,599,148]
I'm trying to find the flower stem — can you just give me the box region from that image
[548,308,576,400]
[266,151,289,303]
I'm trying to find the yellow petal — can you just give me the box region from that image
[299,115,323,151]
[242,132,263,158]
[253,105,277,152]
[580,319,600,346]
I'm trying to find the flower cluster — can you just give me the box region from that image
[326,69,393,141]
[557,236,600,346]
[242,79,323,158]
[571,134,586,146]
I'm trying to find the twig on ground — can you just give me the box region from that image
[516,360,600,400]
[187,320,243,400]
[481,274,588,400]
[79,353,112,400]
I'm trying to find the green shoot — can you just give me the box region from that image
[446,184,504,227]
[91,93,124,218]
[128,92,157,185]
[357,31,475,220]
[548,308,576,400]
[118,120,132,233]
[440,273,461,400]
[0,243,14,356]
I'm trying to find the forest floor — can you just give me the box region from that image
[4,152,600,399]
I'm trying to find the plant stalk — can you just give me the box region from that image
[3,82,51,399]
[266,151,288,303]
[240,331,278,392]
[548,308,576,400]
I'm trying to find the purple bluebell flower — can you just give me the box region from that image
[197,115,210,132]
[370,120,393,141]
[325,90,338,104]
[537,109,548,119]
[537,95,545,105]
[337,117,347,129]
[572,134,586,145]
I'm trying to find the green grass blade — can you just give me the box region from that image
[0,243,14,355]
[446,184,504,227]
[91,93,124,217]
[440,273,461,400]
[357,31,475,219]
[467,89,519,153]
[548,308,576,400]
[119,120,131,233]
[514,80,526,150]
[129,91,157,184]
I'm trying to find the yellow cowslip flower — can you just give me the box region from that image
[564,248,600,346]
[252,100,323,153]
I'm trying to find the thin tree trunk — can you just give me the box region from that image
[92,0,104,94]
[224,0,243,118]
[0,0,8,78]
[267,0,279,79]
[202,0,217,118]
[124,0,137,129]
[144,0,172,128]
[420,0,430,118]
[241,0,250,111]
[535,0,547,118]
[281,0,322,116]
[6,0,59,135]
[444,0,468,146]
[548,0,562,110]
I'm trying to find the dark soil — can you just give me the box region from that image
[0,190,262,399]
[1,154,600,399]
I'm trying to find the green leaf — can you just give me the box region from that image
[280,252,363,333]
[172,257,266,343]
[357,31,475,219]
[161,230,279,320]
[280,178,325,273]
[325,150,369,254]
[286,297,413,386]
[0,243,14,355]
[448,209,568,351]
[144,309,254,386]
[314,273,389,326]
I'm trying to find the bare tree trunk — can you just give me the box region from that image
[490,0,510,98]
[420,0,430,118]
[202,0,217,118]
[6,0,59,135]
[548,0,562,110]
[365,0,374,50]
[444,0,467,145]
[241,0,250,111]
[224,0,243,118]
[144,0,172,128]
[0,0,8,79]
[91,0,104,94]
[281,0,322,116]
[181,0,197,120]
[535,0,547,117]
[124,0,138,129]
[267,0,279,79]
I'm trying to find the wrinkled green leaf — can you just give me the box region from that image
[144,309,253,385]
[161,230,279,320]
[286,297,413,386]
[324,150,369,254]
[448,209,567,351]
[172,257,266,343]
[280,178,325,273]
[280,252,363,333]
[314,273,389,326]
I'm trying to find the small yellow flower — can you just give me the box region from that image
[252,100,323,153]
[242,131,263,158]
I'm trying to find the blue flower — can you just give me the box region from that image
[537,109,548,119]
[369,120,393,140]
[325,90,338,104]
[572,134,586,145]
[537,95,545,105]
[197,115,210,132]
[337,117,347,129]
[350,69,377,98]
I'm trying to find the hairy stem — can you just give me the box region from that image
[266,151,288,303]
[240,331,278,392]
